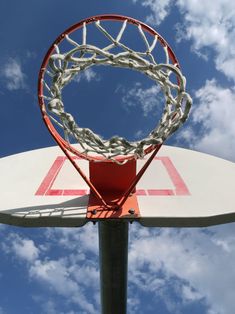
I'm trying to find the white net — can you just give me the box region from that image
[40,17,192,163]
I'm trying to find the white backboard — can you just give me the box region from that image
[1,145,235,227]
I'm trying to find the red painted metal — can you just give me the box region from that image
[87,193,140,219]
[117,144,162,208]
[89,159,137,194]
[87,159,140,219]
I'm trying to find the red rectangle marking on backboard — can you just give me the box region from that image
[35,156,190,196]
[158,157,190,195]
[136,189,147,196]
[63,189,88,196]
[35,156,66,196]
[148,189,174,196]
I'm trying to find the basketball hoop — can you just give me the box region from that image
[38,14,192,164]
[38,14,192,214]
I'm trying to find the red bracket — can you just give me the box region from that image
[53,137,162,219]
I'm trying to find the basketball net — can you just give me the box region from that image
[39,15,192,164]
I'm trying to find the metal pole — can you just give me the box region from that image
[98,220,129,314]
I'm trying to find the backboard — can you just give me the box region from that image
[1,145,235,227]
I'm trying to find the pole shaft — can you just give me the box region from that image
[98,221,129,314]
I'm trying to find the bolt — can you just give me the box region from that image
[128,208,135,215]
[91,209,97,215]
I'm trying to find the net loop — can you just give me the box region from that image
[40,17,192,163]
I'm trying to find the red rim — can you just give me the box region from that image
[38,14,180,162]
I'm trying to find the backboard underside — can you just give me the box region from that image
[1,145,235,227]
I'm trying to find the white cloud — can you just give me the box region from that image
[122,83,164,117]
[176,0,235,81]
[13,238,39,262]
[134,1,235,80]
[71,264,99,288]
[29,256,98,313]
[129,224,235,314]
[134,129,147,140]
[40,300,57,314]
[2,234,39,262]
[2,222,235,313]
[26,51,37,59]
[73,68,100,83]
[178,79,235,161]
[1,58,27,90]
[181,284,203,302]
[127,297,140,314]
[32,226,100,312]
[83,68,99,82]
[1,226,99,313]
[132,0,173,25]
[46,223,98,255]
[35,297,78,314]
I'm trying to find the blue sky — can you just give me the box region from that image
[1,1,235,314]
